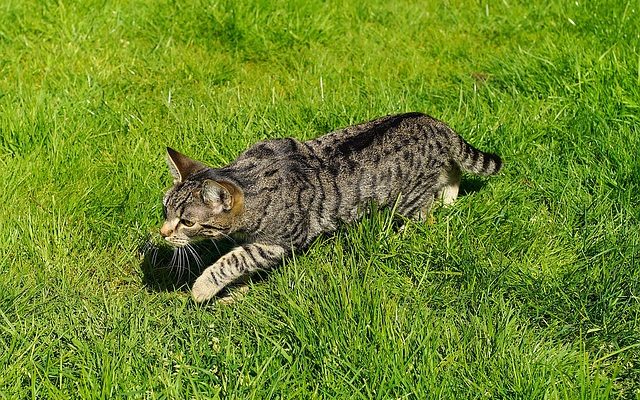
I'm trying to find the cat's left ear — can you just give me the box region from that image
[166,147,207,183]
[202,180,237,213]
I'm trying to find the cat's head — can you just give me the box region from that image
[160,147,244,247]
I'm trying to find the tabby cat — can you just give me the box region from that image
[159,112,502,302]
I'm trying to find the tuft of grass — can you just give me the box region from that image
[1,0,639,398]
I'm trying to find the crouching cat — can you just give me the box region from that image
[159,112,502,302]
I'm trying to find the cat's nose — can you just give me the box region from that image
[160,222,173,237]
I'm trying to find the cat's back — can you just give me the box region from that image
[234,112,437,165]
[229,112,443,186]
[236,137,310,160]
[228,137,318,190]
[307,112,443,159]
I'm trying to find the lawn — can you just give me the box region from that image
[1,0,639,398]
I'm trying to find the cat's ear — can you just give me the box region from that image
[166,147,207,183]
[202,180,235,213]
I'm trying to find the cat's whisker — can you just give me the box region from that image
[208,239,221,255]
[139,240,151,256]
[194,243,205,262]
[177,247,187,282]
[194,252,205,271]
[185,243,204,272]
[183,248,190,282]
[182,246,193,279]
[182,246,192,280]
[151,246,159,267]
[218,232,239,246]
[142,240,157,263]
[169,248,179,276]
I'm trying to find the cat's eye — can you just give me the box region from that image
[181,219,195,227]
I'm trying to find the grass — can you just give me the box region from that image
[1,0,639,398]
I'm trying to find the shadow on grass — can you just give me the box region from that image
[459,176,487,197]
[138,236,271,300]
[138,237,233,293]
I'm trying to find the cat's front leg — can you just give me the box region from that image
[191,243,286,303]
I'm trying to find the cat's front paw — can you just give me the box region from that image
[191,275,220,303]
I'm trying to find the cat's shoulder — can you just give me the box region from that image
[236,137,308,161]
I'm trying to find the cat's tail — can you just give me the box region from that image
[447,128,502,176]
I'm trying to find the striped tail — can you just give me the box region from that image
[449,130,502,176]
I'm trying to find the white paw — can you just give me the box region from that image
[191,276,219,303]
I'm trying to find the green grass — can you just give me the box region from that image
[1,0,639,398]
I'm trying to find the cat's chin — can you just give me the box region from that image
[163,236,191,248]
[165,234,212,248]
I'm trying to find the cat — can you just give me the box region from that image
[159,112,502,302]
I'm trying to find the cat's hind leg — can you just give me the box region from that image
[438,162,461,206]
[412,163,461,224]
[191,243,285,303]
[414,194,436,224]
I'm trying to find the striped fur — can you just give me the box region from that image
[160,112,502,302]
